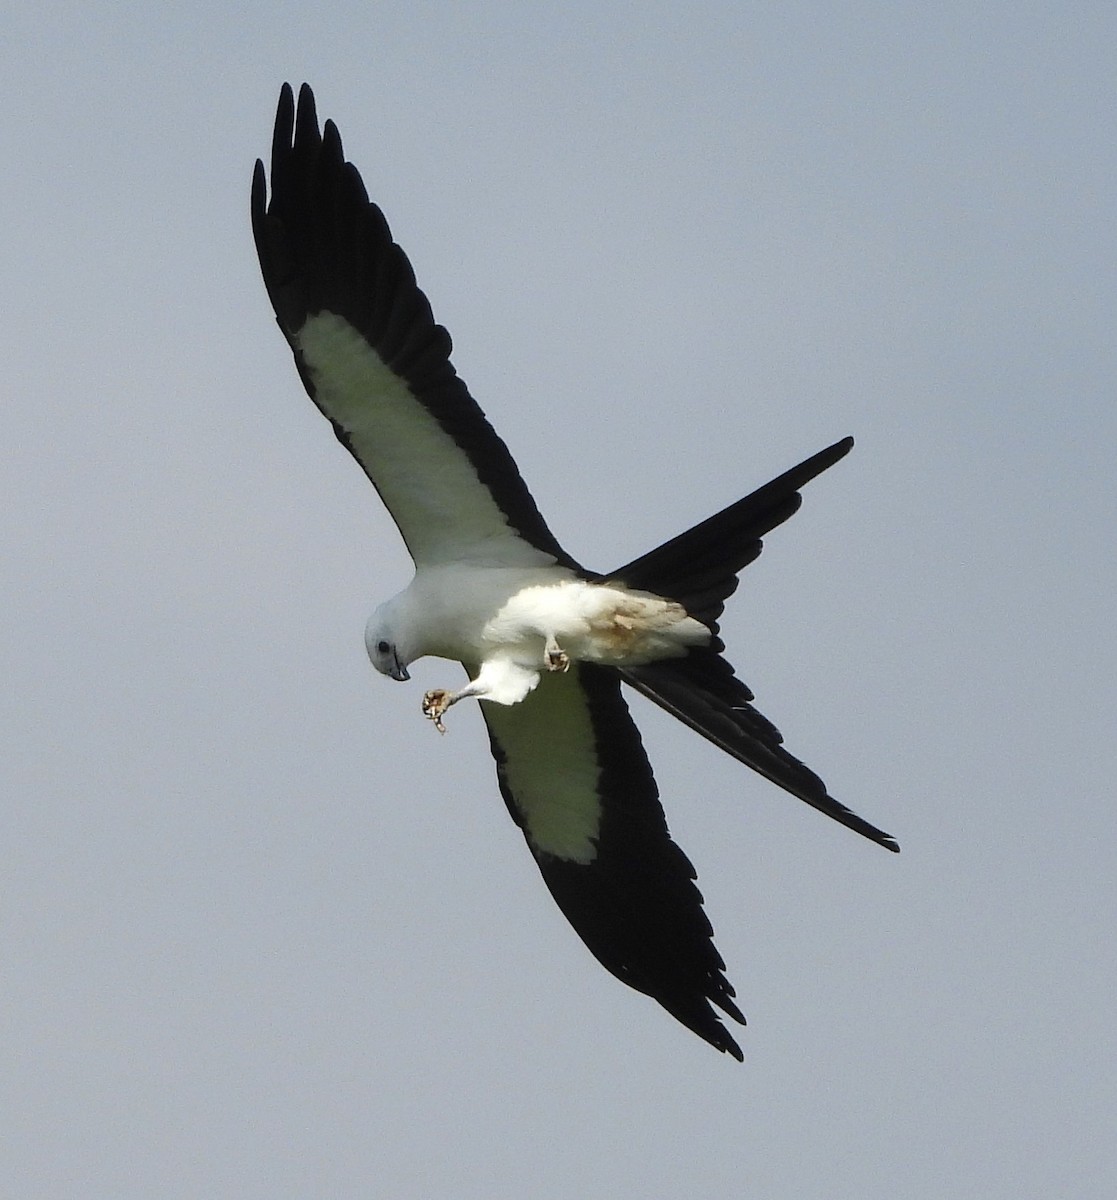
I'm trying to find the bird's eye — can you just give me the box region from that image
[376,640,390,655]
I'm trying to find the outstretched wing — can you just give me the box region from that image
[481,663,746,1060]
[252,83,577,570]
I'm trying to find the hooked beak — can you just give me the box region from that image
[390,653,410,682]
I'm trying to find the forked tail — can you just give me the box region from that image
[599,437,899,852]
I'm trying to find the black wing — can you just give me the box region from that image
[253,83,578,570]
[481,663,746,1060]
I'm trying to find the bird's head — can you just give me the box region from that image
[364,603,411,682]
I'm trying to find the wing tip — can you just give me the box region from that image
[676,1001,746,1062]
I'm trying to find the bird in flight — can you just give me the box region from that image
[252,83,898,1062]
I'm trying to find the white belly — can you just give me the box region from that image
[483,579,710,666]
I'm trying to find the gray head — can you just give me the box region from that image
[364,602,411,682]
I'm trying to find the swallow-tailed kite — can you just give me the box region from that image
[252,83,898,1061]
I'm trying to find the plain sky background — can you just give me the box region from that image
[4,3,1115,1197]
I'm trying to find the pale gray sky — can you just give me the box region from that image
[4,3,1115,1196]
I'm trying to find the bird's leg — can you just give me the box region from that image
[422,659,541,732]
[544,635,570,673]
